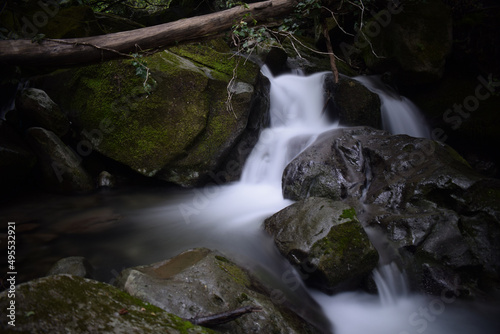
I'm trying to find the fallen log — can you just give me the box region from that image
[0,0,298,68]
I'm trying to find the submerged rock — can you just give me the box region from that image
[0,274,215,333]
[264,197,379,293]
[116,248,326,334]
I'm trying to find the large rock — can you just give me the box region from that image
[36,40,264,187]
[281,126,500,297]
[283,126,480,208]
[283,127,384,201]
[361,1,453,85]
[26,127,94,193]
[15,88,70,137]
[0,274,215,333]
[323,73,382,128]
[372,179,500,297]
[116,248,326,334]
[264,197,379,293]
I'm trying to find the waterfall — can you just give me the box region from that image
[354,75,430,138]
[128,68,498,334]
[241,67,334,186]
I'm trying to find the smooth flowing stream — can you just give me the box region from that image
[130,68,499,333]
[3,68,499,333]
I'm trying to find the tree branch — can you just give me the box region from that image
[322,20,339,83]
[0,0,298,68]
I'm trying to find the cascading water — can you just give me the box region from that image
[9,68,499,334]
[138,68,498,334]
[354,75,431,138]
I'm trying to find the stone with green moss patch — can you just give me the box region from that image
[264,197,378,293]
[115,248,323,334]
[0,274,215,333]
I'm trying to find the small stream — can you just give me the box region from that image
[1,68,499,333]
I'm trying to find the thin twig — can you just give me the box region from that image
[321,6,355,37]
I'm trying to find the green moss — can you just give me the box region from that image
[169,41,260,84]
[339,208,357,221]
[53,53,211,176]
[215,257,251,287]
[309,218,378,287]
[1,275,215,333]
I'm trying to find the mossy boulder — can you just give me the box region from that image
[361,1,452,86]
[264,197,379,293]
[116,248,325,334]
[0,274,215,333]
[323,73,381,128]
[36,40,263,186]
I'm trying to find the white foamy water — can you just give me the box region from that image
[354,75,430,138]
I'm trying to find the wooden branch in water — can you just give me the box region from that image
[189,305,262,327]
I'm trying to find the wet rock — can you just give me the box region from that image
[264,197,378,293]
[15,88,70,137]
[265,47,289,76]
[283,126,481,210]
[47,256,94,278]
[283,127,384,201]
[282,126,500,297]
[26,127,94,193]
[0,274,215,333]
[116,248,325,334]
[323,74,382,128]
